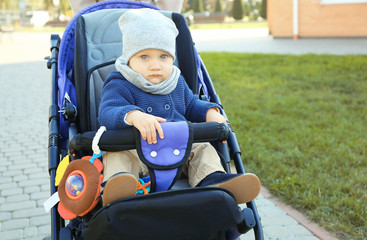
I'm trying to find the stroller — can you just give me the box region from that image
[46,1,264,239]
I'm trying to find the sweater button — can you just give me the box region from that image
[147,107,153,113]
[164,104,170,110]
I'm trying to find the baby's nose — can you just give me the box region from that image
[150,60,161,70]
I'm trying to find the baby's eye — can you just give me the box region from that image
[141,55,148,60]
[160,54,168,59]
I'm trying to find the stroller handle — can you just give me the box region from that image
[69,122,230,153]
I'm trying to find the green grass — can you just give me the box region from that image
[200,53,367,240]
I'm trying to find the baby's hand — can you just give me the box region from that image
[206,108,226,124]
[126,110,166,144]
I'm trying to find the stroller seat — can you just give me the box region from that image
[47,2,263,240]
[74,8,198,133]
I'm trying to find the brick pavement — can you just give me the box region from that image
[0,31,345,240]
[0,60,51,239]
[239,195,319,240]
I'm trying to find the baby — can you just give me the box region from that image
[98,8,260,205]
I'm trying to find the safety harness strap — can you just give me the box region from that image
[135,121,193,192]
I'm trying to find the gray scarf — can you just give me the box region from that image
[115,56,180,95]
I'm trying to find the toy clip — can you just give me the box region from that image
[90,126,106,164]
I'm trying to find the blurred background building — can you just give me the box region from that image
[267,0,367,38]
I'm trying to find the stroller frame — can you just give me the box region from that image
[46,1,264,239]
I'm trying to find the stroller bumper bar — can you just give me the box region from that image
[69,122,230,153]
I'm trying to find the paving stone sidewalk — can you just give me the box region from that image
[0,30,350,239]
[0,61,50,240]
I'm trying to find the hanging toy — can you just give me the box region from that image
[57,154,103,220]
[43,126,106,220]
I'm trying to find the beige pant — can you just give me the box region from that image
[102,143,225,187]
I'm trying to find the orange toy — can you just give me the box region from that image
[57,156,103,220]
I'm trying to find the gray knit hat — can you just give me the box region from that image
[118,8,179,63]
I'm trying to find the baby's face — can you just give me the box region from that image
[129,49,174,84]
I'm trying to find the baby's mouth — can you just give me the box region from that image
[150,73,162,77]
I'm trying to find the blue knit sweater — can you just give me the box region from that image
[98,71,220,130]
